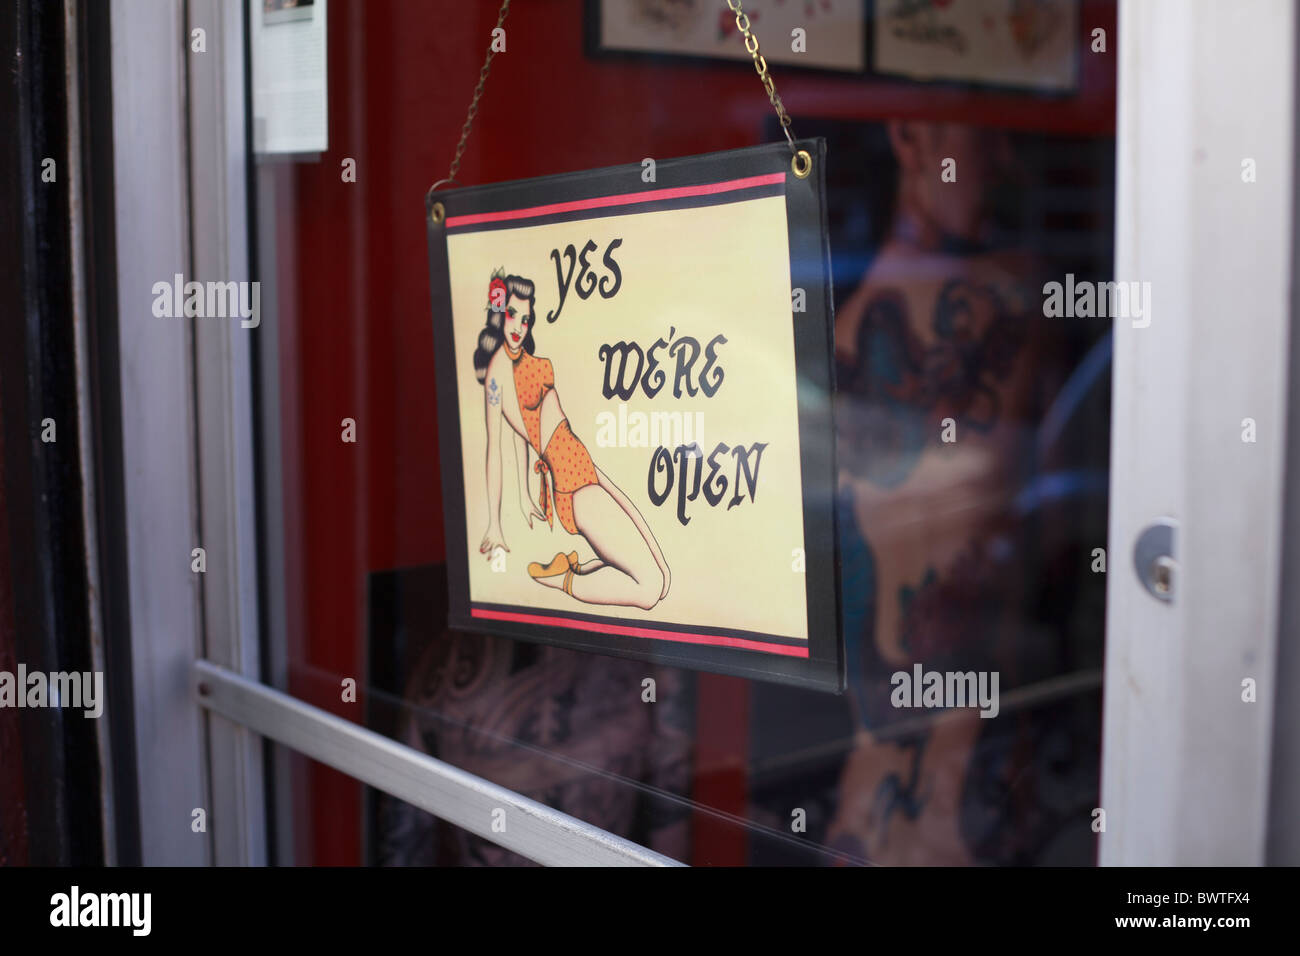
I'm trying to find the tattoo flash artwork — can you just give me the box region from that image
[474,270,672,610]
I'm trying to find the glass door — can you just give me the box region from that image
[99,0,1294,867]
[245,0,1118,867]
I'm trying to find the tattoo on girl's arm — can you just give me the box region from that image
[488,378,501,406]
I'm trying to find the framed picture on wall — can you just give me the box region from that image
[425,142,843,692]
[870,0,1080,92]
[587,0,868,74]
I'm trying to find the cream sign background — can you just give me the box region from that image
[447,195,809,643]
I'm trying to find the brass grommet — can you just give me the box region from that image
[430,201,446,225]
[791,149,812,180]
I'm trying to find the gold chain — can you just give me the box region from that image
[726,0,796,151]
[435,0,805,196]
[445,0,512,184]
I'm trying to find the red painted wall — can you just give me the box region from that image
[276,0,1117,864]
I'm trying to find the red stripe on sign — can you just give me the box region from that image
[445,173,787,228]
[470,607,809,657]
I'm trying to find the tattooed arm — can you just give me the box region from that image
[830,247,1049,864]
[480,362,507,557]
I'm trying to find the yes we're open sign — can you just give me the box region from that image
[426,142,842,691]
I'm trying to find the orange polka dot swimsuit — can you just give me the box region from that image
[507,344,598,535]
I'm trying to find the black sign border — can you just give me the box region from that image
[426,140,843,693]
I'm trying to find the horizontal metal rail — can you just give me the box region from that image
[193,659,682,867]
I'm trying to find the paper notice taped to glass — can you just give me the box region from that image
[251,0,328,154]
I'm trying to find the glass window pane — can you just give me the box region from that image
[251,0,1116,866]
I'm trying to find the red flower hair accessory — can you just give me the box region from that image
[488,277,508,311]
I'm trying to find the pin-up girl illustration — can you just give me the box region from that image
[473,270,670,609]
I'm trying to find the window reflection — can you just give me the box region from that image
[257,2,1115,867]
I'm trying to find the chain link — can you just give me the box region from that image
[438,0,799,192]
[445,0,512,184]
[726,0,796,151]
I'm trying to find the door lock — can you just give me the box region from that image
[1134,518,1178,603]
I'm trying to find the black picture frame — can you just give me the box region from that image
[581,1,1081,97]
[863,0,1083,97]
[583,0,870,78]
[425,140,843,693]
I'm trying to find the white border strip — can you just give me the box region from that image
[110,0,209,866]
[186,0,267,868]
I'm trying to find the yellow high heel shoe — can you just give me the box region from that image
[527,551,579,580]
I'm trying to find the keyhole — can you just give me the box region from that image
[1152,555,1175,596]
[1134,518,1177,603]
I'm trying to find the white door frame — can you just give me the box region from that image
[1101,0,1295,865]
[108,0,210,867]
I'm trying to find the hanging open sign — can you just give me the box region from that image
[426,141,842,691]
